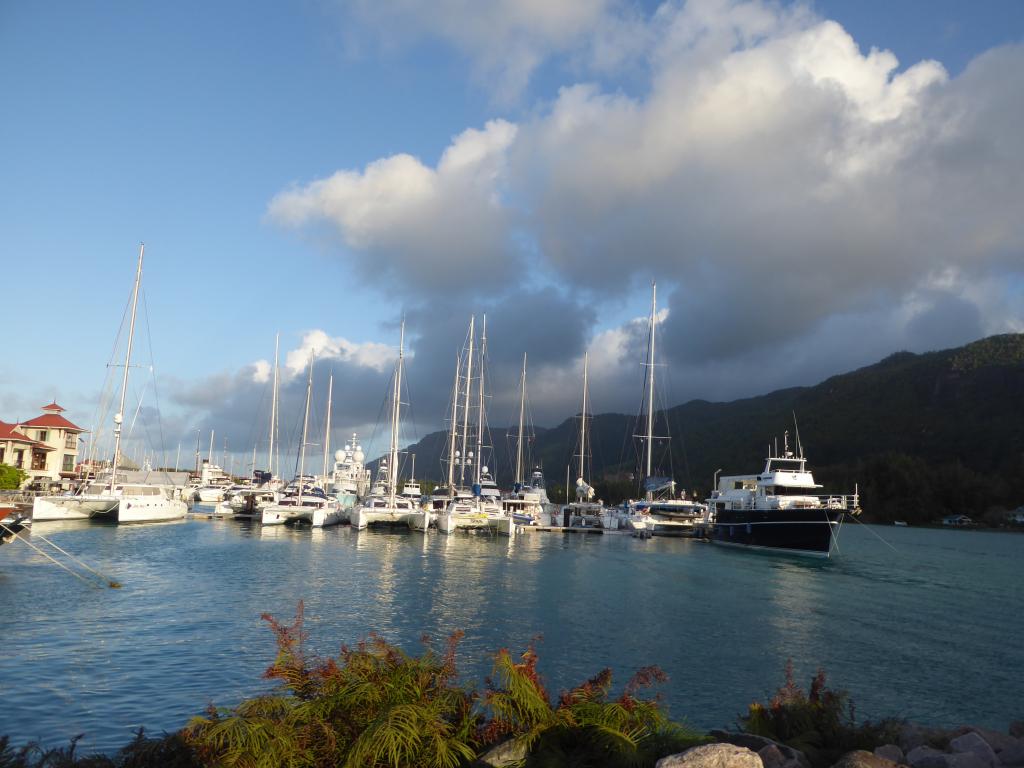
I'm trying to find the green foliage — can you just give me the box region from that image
[741,662,901,768]
[0,464,26,490]
[183,604,702,768]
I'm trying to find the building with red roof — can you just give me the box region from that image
[1,402,85,488]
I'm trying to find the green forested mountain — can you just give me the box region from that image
[394,335,1024,524]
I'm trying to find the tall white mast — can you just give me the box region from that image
[645,281,657,502]
[459,316,475,489]
[474,314,487,486]
[446,351,460,498]
[515,352,527,487]
[208,430,215,465]
[578,351,589,485]
[268,333,279,478]
[388,320,405,509]
[110,243,144,489]
[322,371,333,479]
[250,443,257,483]
[297,350,315,506]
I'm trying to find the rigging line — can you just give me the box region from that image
[845,512,899,553]
[26,531,122,588]
[0,523,103,589]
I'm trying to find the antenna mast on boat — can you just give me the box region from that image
[208,430,215,465]
[322,371,333,479]
[475,314,487,486]
[459,316,475,489]
[388,320,405,509]
[515,353,527,487]
[644,281,657,502]
[110,243,144,491]
[297,350,315,506]
[447,351,460,498]
[268,333,279,478]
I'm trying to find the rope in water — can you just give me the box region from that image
[0,522,120,588]
[29,530,121,588]
[846,512,899,553]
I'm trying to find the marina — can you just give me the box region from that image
[1,517,1021,755]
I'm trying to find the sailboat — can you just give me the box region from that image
[560,352,615,529]
[436,316,514,536]
[621,282,705,537]
[261,352,341,526]
[32,244,188,523]
[501,354,555,526]
[350,320,426,530]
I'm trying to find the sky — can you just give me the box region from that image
[2,0,1022,473]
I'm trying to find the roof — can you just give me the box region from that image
[20,413,85,432]
[0,421,40,445]
[40,402,65,413]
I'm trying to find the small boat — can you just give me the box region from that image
[1,507,31,545]
[893,520,908,527]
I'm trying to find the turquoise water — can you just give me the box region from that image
[1,517,1021,753]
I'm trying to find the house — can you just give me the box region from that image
[0,402,85,489]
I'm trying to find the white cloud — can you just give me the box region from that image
[269,120,518,294]
[284,330,396,378]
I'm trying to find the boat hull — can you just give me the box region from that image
[32,496,117,521]
[107,497,188,523]
[709,508,843,557]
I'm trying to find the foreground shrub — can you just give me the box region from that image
[0,730,200,768]
[184,602,700,767]
[742,661,900,768]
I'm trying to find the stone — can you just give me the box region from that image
[875,745,905,763]
[473,737,528,768]
[902,725,945,753]
[759,744,786,768]
[656,743,764,768]
[831,750,902,768]
[907,745,950,768]
[949,732,998,768]
[1010,723,1024,740]
[710,730,811,768]
[999,741,1024,766]
[964,729,1019,755]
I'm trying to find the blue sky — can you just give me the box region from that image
[2,0,1022,468]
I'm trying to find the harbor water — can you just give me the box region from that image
[1,517,1021,753]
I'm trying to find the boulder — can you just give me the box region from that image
[656,743,764,768]
[759,744,787,768]
[901,724,951,753]
[949,732,998,768]
[1010,723,1024,740]
[710,730,810,768]
[907,745,950,768]
[830,750,902,768]
[474,737,528,768]
[999,741,1024,766]
[874,745,905,763]
[961,729,1018,755]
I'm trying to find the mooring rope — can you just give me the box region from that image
[846,512,899,553]
[0,522,120,588]
[29,530,121,588]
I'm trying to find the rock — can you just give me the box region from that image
[907,745,950,768]
[999,741,1024,766]
[473,737,528,767]
[902,724,952,753]
[759,744,786,768]
[656,743,764,768]
[949,732,998,768]
[1010,723,1024,739]
[874,745,905,763]
[831,750,902,768]
[710,730,810,768]
[963,729,1019,755]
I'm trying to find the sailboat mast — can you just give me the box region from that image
[297,351,315,505]
[515,353,527,487]
[459,316,475,489]
[208,430,215,465]
[250,443,256,483]
[645,282,657,502]
[579,351,589,484]
[475,315,487,486]
[268,333,279,478]
[110,243,144,490]
[388,320,405,508]
[322,371,333,479]
[447,351,459,497]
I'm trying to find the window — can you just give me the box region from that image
[65,434,78,450]
[14,449,24,468]
[0,447,4,463]
[37,430,48,442]
[62,455,75,472]
[31,450,48,471]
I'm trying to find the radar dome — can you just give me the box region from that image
[353,449,365,462]
[334,449,345,462]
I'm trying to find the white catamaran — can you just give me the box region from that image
[32,244,188,523]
